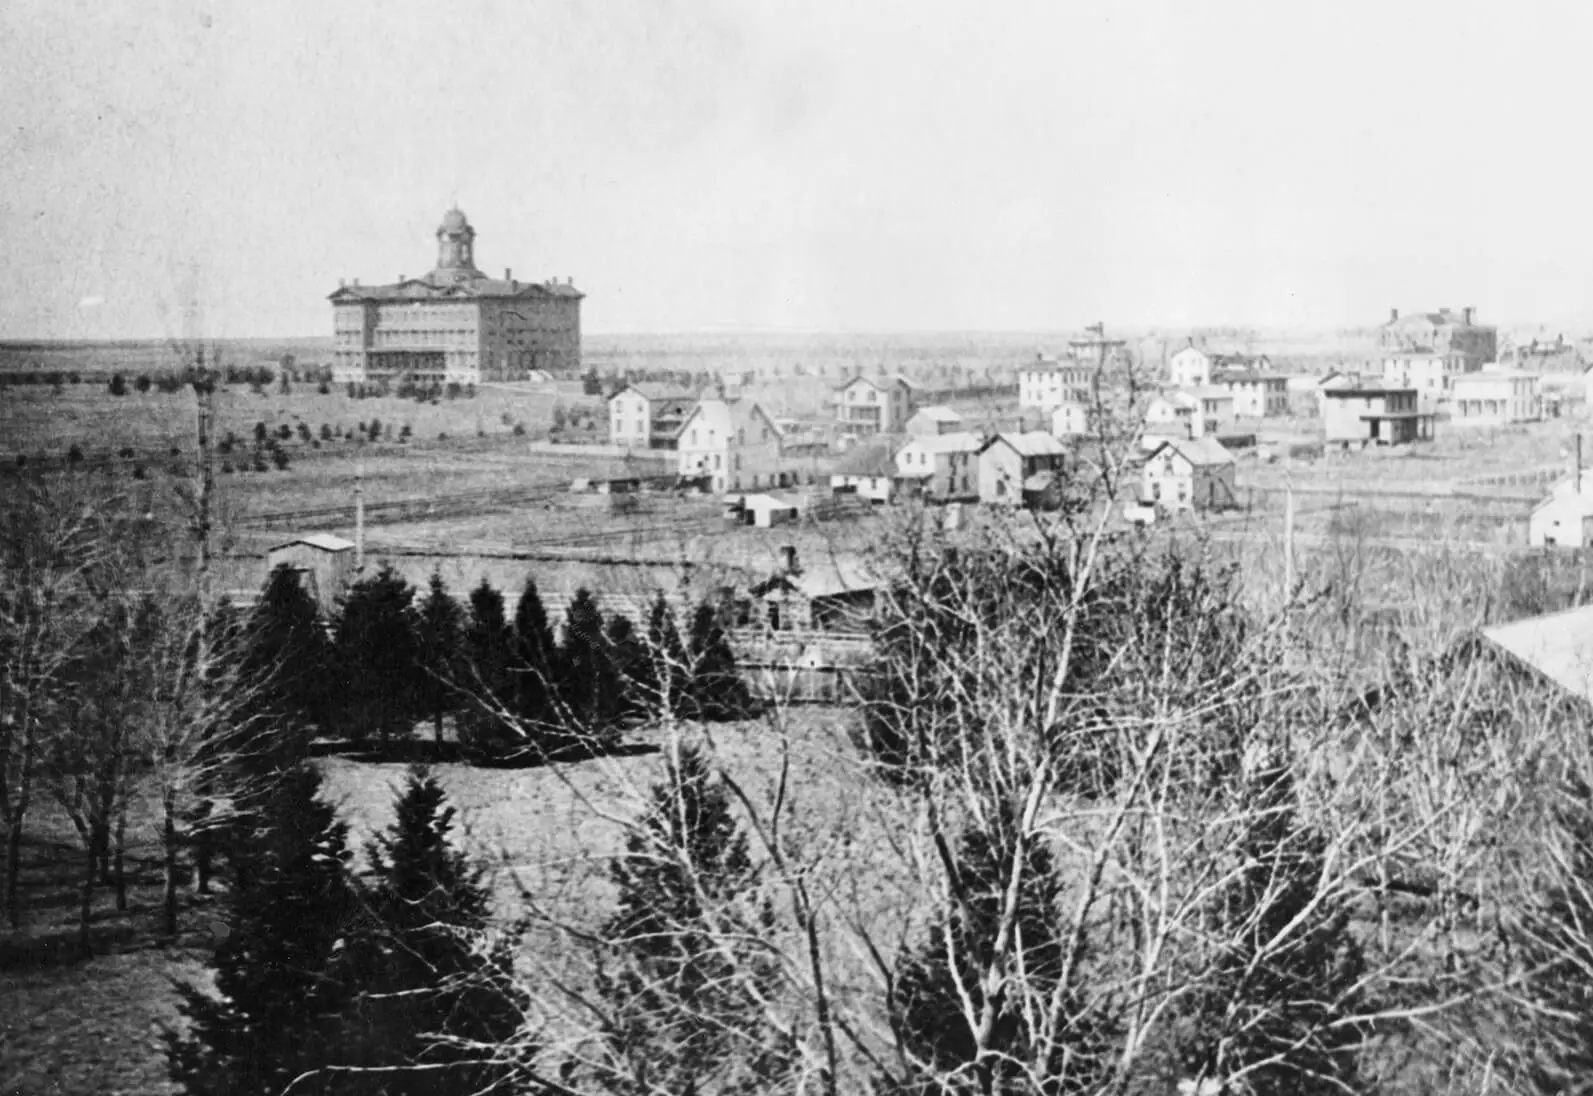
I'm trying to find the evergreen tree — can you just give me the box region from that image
[336,767,529,1094]
[335,563,420,748]
[559,588,620,747]
[167,764,358,1096]
[459,579,515,753]
[511,576,559,732]
[597,744,790,1093]
[890,806,1108,1095]
[639,594,689,720]
[238,563,333,768]
[1177,760,1367,1095]
[605,613,647,721]
[415,570,463,745]
[685,601,753,722]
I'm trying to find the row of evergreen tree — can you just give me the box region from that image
[241,563,755,761]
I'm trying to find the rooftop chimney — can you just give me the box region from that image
[780,544,801,574]
[352,278,360,287]
[1389,307,1398,323]
[505,267,512,281]
[339,277,346,288]
[398,274,405,283]
[1463,306,1475,325]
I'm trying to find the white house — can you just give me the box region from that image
[676,398,785,494]
[1529,477,1593,547]
[1140,437,1238,512]
[1448,368,1543,426]
[607,383,698,449]
[895,431,981,500]
[1144,392,1200,439]
[977,432,1068,505]
[905,405,964,436]
[1213,370,1289,418]
[830,440,901,503]
[1018,354,1093,411]
[835,375,915,435]
[1168,343,1212,388]
[1050,401,1089,439]
[1381,352,1477,413]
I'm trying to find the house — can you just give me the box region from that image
[830,440,902,503]
[1168,343,1212,388]
[1140,437,1238,512]
[835,374,915,435]
[1050,401,1090,439]
[1213,370,1289,418]
[1380,306,1498,371]
[743,547,881,634]
[728,492,801,528]
[265,533,357,615]
[977,432,1068,506]
[1018,354,1093,410]
[894,431,981,501]
[1448,368,1543,426]
[1379,353,1473,413]
[1144,388,1233,440]
[905,405,964,436]
[607,383,699,449]
[1322,386,1434,448]
[676,398,785,494]
[1529,476,1593,547]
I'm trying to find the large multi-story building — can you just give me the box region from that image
[1018,354,1093,410]
[329,208,582,385]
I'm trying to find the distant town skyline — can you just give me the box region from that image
[5,0,1593,341]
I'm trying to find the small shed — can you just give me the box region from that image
[265,533,357,614]
[733,492,801,528]
[1529,482,1593,548]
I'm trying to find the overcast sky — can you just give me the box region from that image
[3,0,1590,339]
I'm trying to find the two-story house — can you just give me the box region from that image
[830,440,902,503]
[1449,367,1543,427]
[1141,437,1238,512]
[676,397,785,493]
[1322,386,1434,448]
[835,375,915,435]
[1213,369,1289,418]
[1168,343,1212,388]
[1050,401,1090,438]
[977,432,1069,506]
[1018,354,1093,411]
[895,431,981,501]
[608,383,699,449]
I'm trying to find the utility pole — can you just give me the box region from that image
[354,460,366,572]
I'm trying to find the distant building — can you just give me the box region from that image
[1530,478,1593,548]
[1050,401,1090,439]
[1144,388,1233,440]
[1213,370,1288,417]
[1018,354,1092,411]
[265,533,357,616]
[905,405,965,436]
[895,431,981,500]
[1448,368,1543,427]
[329,208,582,385]
[830,440,901,503]
[1379,306,1496,410]
[1322,386,1433,448]
[835,375,915,435]
[1067,323,1131,373]
[1168,343,1212,388]
[608,384,699,449]
[977,432,1068,506]
[676,398,784,494]
[1140,437,1238,512]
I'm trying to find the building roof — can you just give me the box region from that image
[831,441,899,478]
[1459,366,1539,382]
[269,533,355,554]
[329,276,582,302]
[1481,603,1593,707]
[739,492,801,511]
[1213,369,1285,385]
[1323,386,1416,399]
[1185,385,1234,401]
[610,383,698,404]
[983,431,1068,458]
[1145,436,1235,468]
[912,405,963,423]
[833,373,912,393]
[1385,308,1486,329]
[908,430,984,455]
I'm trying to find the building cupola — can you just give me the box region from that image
[432,207,484,285]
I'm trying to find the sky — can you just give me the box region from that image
[3,0,1592,340]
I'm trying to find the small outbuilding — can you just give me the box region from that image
[265,533,357,614]
[1529,479,1593,548]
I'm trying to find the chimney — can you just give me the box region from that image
[339,277,346,288]
[1463,306,1475,325]
[1389,307,1398,323]
[352,278,360,287]
[505,267,512,281]
[780,544,800,574]
[398,274,405,283]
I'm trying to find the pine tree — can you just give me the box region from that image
[559,588,620,749]
[605,613,647,721]
[335,564,421,749]
[336,766,529,1095]
[167,764,358,1096]
[511,576,559,733]
[890,806,1107,1095]
[459,579,515,754]
[685,601,753,722]
[1178,760,1367,1095]
[597,743,791,1093]
[415,570,463,745]
[238,563,333,768]
[639,594,689,720]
